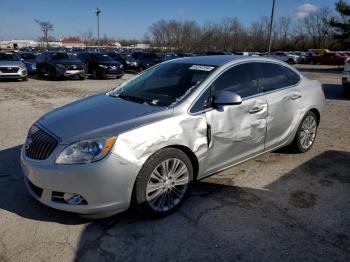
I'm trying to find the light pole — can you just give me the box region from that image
[267,0,275,56]
[94,8,101,46]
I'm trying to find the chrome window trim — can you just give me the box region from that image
[188,60,301,116]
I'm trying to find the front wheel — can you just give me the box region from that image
[134,148,193,218]
[289,111,318,153]
[287,58,294,65]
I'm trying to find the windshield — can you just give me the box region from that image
[109,62,216,107]
[92,54,113,62]
[123,54,136,62]
[0,53,20,61]
[52,52,69,60]
[20,53,36,60]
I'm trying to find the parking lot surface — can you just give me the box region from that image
[0,65,349,261]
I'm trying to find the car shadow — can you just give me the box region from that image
[323,83,349,100]
[0,145,88,225]
[0,145,349,260]
[296,66,343,73]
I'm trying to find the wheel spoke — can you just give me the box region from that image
[146,183,163,194]
[148,188,164,202]
[173,177,189,186]
[150,169,164,182]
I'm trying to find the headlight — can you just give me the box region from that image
[56,63,65,68]
[55,136,117,164]
[120,64,124,69]
[19,63,26,69]
[98,64,108,68]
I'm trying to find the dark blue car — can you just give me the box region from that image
[18,52,38,74]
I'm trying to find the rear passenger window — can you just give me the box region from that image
[282,66,300,86]
[257,63,290,92]
[211,63,260,98]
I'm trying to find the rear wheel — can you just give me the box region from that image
[287,58,294,65]
[49,67,57,80]
[289,111,318,153]
[134,148,193,218]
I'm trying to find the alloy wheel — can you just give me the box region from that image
[146,158,189,212]
[300,115,317,149]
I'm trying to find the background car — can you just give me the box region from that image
[306,52,350,65]
[0,52,28,81]
[342,58,350,97]
[18,52,37,74]
[270,51,300,64]
[76,52,124,79]
[36,51,86,80]
[131,52,161,71]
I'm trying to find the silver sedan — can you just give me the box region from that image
[21,56,325,218]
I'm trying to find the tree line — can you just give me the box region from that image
[147,6,343,53]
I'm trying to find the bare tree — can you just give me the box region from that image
[81,30,93,47]
[34,19,54,48]
[302,7,334,48]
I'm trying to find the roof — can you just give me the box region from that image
[172,55,289,67]
[174,55,239,66]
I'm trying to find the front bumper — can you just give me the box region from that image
[0,68,27,79]
[99,67,124,78]
[63,69,86,78]
[20,144,140,215]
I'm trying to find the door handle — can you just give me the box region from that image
[290,94,302,100]
[249,106,264,114]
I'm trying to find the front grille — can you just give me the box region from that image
[67,65,83,70]
[0,66,19,73]
[25,128,58,160]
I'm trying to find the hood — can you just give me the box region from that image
[37,93,170,144]
[53,60,82,65]
[23,59,37,64]
[0,60,24,66]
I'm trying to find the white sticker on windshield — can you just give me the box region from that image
[189,65,215,71]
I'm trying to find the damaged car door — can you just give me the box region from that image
[256,62,302,151]
[203,62,268,174]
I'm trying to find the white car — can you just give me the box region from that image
[271,52,300,64]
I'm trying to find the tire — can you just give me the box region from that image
[344,86,350,98]
[49,67,57,80]
[289,111,318,153]
[92,69,98,79]
[138,66,145,73]
[287,58,294,65]
[134,148,193,218]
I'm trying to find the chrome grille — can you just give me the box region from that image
[0,66,19,73]
[67,65,83,70]
[25,127,58,160]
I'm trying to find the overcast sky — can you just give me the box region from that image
[0,0,334,40]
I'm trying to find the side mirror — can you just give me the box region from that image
[213,91,242,106]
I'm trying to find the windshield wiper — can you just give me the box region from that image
[115,93,154,106]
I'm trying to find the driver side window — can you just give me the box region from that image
[211,63,259,98]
